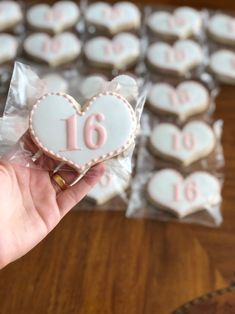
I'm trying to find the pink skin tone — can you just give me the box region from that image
[0,132,105,269]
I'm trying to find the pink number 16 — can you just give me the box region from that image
[65,113,107,151]
[173,181,199,202]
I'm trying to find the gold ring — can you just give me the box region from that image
[51,173,68,191]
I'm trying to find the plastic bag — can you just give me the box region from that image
[0,62,146,202]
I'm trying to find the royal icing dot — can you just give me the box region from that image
[84,33,140,70]
[85,1,141,34]
[29,92,137,172]
[147,81,209,121]
[149,121,215,166]
[24,32,81,67]
[27,1,80,33]
[148,7,202,39]
[147,169,221,218]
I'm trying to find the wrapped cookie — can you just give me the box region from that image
[0,62,146,201]
[146,39,205,77]
[23,32,82,67]
[210,49,235,85]
[147,6,203,41]
[84,32,141,71]
[0,1,23,32]
[26,1,80,34]
[146,79,217,123]
[140,114,224,172]
[127,167,223,227]
[208,13,235,46]
[85,1,141,35]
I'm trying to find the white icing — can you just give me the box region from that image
[147,39,203,74]
[80,74,138,102]
[147,81,209,121]
[27,1,80,33]
[208,14,235,44]
[210,49,235,80]
[42,73,68,93]
[112,75,138,102]
[80,75,107,100]
[0,33,18,64]
[147,169,221,218]
[85,1,141,34]
[87,167,130,204]
[24,32,81,66]
[84,32,140,69]
[150,121,215,165]
[0,1,22,31]
[30,92,137,171]
[148,7,202,39]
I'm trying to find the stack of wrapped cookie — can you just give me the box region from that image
[127,6,225,227]
[0,0,232,226]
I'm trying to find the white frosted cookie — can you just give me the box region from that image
[24,32,81,67]
[147,81,209,121]
[147,169,221,218]
[147,39,203,75]
[210,49,235,84]
[0,1,23,31]
[85,1,141,35]
[0,34,18,64]
[29,92,137,172]
[208,14,235,45]
[80,74,138,102]
[148,7,202,39]
[27,1,80,34]
[84,33,140,70]
[149,121,215,166]
[42,73,68,93]
[87,168,130,205]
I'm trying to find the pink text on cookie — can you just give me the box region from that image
[169,90,190,105]
[42,38,61,53]
[173,181,199,202]
[172,132,196,151]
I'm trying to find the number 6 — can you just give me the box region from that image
[84,113,107,149]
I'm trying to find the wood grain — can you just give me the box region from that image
[1,1,235,314]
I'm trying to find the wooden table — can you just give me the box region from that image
[1,1,235,314]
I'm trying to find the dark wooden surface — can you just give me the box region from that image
[1,1,235,314]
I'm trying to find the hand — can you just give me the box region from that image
[0,133,105,269]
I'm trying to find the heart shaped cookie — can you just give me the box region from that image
[0,1,22,31]
[84,33,140,70]
[42,73,68,93]
[0,34,18,64]
[27,1,80,34]
[85,1,141,35]
[80,74,138,102]
[147,81,209,121]
[210,49,235,84]
[87,168,130,205]
[149,121,215,166]
[24,32,81,67]
[147,169,221,218]
[148,7,202,39]
[208,14,235,45]
[147,39,203,75]
[29,92,137,172]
